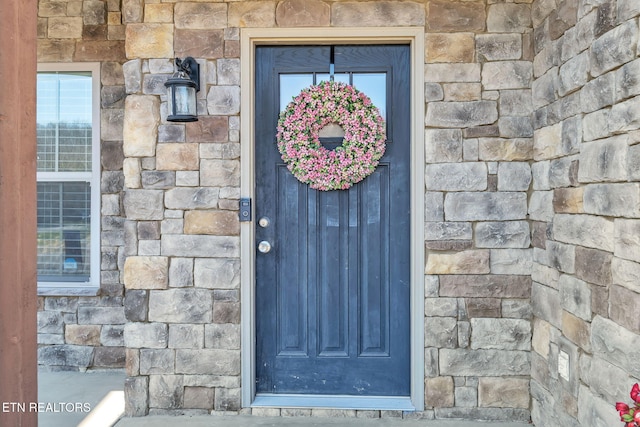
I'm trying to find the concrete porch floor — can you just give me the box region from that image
[38,369,532,427]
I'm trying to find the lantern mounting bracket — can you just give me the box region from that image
[175,57,200,92]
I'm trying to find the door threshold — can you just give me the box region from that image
[252,394,415,411]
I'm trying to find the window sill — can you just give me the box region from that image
[37,286,100,297]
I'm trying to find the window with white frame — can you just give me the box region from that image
[37,63,100,289]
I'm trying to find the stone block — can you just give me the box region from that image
[500,90,533,117]
[168,258,193,289]
[497,162,531,191]
[502,299,531,319]
[149,375,183,409]
[425,222,472,242]
[200,159,240,187]
[140,349,175,375]
[424,63,481,83]
[476,34,521,61]
[184,387,214,410]
[184,210,239,236]
[559,274,591,321]
[548,0,578,40]
[533,122,564,160]
[478,378,530,408]
[427,0,485,32]
[148,289,213,323]
[78,306,126,325]
[549,156,578,188]
[217,59,240,86]
[579,383,631,427]
[215,387,241,412]
[546,240,576,274]
[609,285,640,334]
[490,249,532,275]
[612,256,640,293]
[425,163,486,191]
[174,3,226,29]
[426,101,497,128]
[193,258,240,291]
[162,235,240,258]
[424,317,457,349]
[425,129,462,163]
[443,83,481,102]
[124,322,168,349]
[125,24,173,59]
[156,144,199,171]
[425,377,454,408]
[584,183,640,217]
[424,298,457,318]
[562,311,590,352]
[37,345,94,368]
[144,4,173,23]
[426,33,475,63]
[37,311,64,334]
[482,62,533,90]
[553,214,614,251]
[532,68,557,109]
[612,88,640,133]
[532,282,562,328]
[425,192,444,222]
[125,375,148,416]
[124,290,149,322]
[467,298,501,319]
[331,1,424,27]
[553,188,584,214]
[575,246,612,286]
[619,0,640,20]
[439,349,530,376]
[592,315,640,378]
[175,29,224,59]
[582,73,615,114]
[590,20,638,77]
[124,256,168,290]
[615,219,640,263]
[476,221,530,248]
[94,346,125,368]
[65,325,101,346]
[445,192,527,221]
[478,138,532,161]
[471,318,531,351]
[558,51,589,96]
[425,83,444,102]
[123,95,159,157]
[275,0,330,27]
[213,301,240,324]
[440,275,530,298]
[228,2,276,27]
[205,323,240,350]
[579,136,628,183]
[176,349,240,375]
[168,324,203,350]
[47,17,83,39]
[164,188,218,210]
[487,3,531,33]
[498,116,534,138]
[158,125,185,144]
[426,250,490,275]
[101,325,124,347]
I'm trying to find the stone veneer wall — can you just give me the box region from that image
[530,1,640,427]
[119,0,537,419]
[36,0,128,370]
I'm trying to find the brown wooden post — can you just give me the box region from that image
[0,0,39,425]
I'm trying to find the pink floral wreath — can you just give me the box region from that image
[276,81,386,191]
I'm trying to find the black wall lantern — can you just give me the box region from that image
[165,57,200,122]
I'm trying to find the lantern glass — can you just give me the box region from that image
[171,84,197,117]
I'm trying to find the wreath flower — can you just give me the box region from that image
[276,80,386,191]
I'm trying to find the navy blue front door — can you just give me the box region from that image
[255,45,411,396]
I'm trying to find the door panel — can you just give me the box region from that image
[255,45,410,396]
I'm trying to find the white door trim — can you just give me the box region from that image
[240,27,425,411]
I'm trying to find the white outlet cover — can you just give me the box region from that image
[558,350,570,381]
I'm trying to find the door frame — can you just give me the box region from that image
[240,27,425,411]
